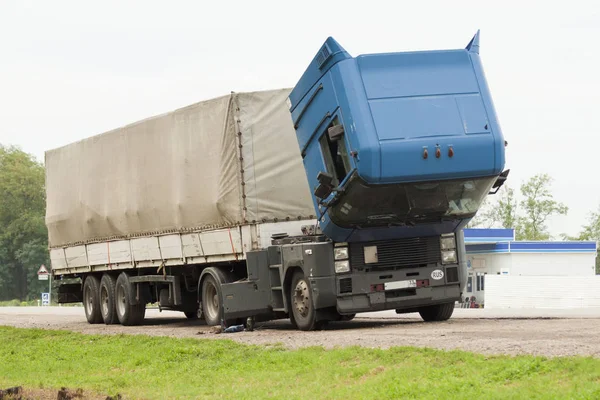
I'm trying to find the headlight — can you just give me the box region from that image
[441,250,457,264]
[334,260,350,273]
[334,247,349,260]
[440,235,456,250]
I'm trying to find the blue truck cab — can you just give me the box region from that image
[289,32,507,243]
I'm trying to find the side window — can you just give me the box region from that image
[319,117,352,186]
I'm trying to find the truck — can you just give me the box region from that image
[48,32,508,330]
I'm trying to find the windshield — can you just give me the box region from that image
[329,174,496,228]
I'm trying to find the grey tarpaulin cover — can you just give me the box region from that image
[45,89,315,248]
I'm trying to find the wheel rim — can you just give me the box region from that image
[204,280,219,322]
[293,279,310,318]
[84,285,94,316]
[116,284,126,317]
[100,286,109,317]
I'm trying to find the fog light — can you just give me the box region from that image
[442,250,457,264]
[335,260,350,273]
[334,247,349,260]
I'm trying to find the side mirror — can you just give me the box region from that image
[327,124,344,141]
[314,171,335,199]
[489,169,510,195]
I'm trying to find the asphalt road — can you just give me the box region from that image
[2,306,600,357]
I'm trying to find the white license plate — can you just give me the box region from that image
[384,280,417,290]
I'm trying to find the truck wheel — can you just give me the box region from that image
[100,274,118,325]
[200,268,244,327]
[201,271,224,326]
[115,273,146,326]
[418,302,455,322]
[83,276,103,324]
[290,271,319,331]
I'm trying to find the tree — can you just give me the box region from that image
[566,205,600,274]
[577,205,600,242]
[468,186,518,229]
[0,145,49,300]
[516,174,568,241]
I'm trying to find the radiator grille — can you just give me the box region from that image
[339,278,352,294]
[350,236,441,270]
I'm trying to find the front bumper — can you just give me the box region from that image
[335,265,461,314]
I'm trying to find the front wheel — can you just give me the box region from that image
[290,271,323,331]
[418,302,455,322]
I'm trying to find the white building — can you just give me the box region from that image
[463,228,598,307]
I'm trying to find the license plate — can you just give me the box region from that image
[384,280,417,290]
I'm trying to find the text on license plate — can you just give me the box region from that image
[384,280,417,290]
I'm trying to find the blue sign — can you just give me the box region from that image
[42,293,50,306]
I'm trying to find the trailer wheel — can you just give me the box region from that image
[201,271,223,326]
[100,274,118,325]
[83,276,103,324]
[115,273,146,326]
[418,302,455,322]
[290,271,320,331]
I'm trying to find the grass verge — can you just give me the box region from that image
[1,326,599,399]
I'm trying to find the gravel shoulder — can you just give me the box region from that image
[2,307,600,358]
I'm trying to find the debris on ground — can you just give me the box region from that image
[0,386,22,400]
[223,325,244,333]
[57,387,85,400]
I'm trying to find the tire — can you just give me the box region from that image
[289,271,319,331]
[115,273,146,326]
[418,302,455,322]
[200,268,244,327]
[201,269,226,326]
[100,274,119,325]
[83,275,103,324]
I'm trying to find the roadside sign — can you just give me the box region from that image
[38,264,49,281]
[42,292,50,306]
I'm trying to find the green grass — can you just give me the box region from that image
[0,299,38,306]
[1,326,599,400]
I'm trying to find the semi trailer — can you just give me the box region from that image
[48,32,508,330]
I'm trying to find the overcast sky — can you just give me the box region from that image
[1,1,598,238]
